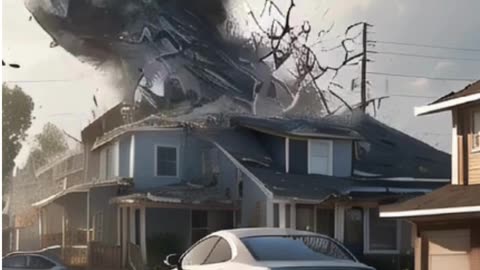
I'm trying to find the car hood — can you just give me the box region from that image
[259,260,374,270]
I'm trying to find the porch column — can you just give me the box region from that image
[38,208,43,247]
[290,203,296,229]
[279,203,286,228]
[334,204,345,242]
[121,207,128,267]
[117,207,121,246]
[266,201,274,227]
[15,228,20,251]
[129,207,135,243]
[86,191,90,242]
[140,207,147,264]
[62,206,66,247]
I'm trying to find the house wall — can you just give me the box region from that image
[89,186,118,245]
[145,208,191,250]
[333,140,353,177]
[258,132,285,171]
[289,139,308,174]
[455,103,480,185]
[133,130,185,191]
[216,150,241,201]
[414,218,480,270]
[241,176,268,227]
[119,136,131,177]
[44,203,63,234]
[64,193,87,230]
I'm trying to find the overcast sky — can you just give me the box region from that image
[3,0,480,167]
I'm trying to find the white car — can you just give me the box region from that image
[164,228,375,270]
[2,251,67,270]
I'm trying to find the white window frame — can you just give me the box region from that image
[363,208,400,254]
[154,144,179,177]
[472,110,480,152]
[307,139,333,176]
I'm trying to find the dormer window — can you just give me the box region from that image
[473,110,480,151]
[308,140,333,175]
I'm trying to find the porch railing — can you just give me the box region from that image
[88,241,121,269]
[41,233,62,248]
[41,231,87,249]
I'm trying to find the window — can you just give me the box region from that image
[241,236,354,261]
[3,255,27,268]
[203,238,232,264]
[473,111,480,151]
[182,237,219,266]
[367,208,398,252]
[155,146,177,176]
[28,256,55,269]
[308,140,332,175]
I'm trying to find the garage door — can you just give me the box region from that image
[428,229,471,270]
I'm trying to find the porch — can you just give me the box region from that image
[112,185,238,270]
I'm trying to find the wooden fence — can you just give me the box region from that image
[62,246,88,267]
[88,241,122,269]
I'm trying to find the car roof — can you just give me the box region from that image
[4,251,62,265]
[214,227,319,239]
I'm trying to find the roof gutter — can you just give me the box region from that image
[414,93,480,116]
[380,205,480,218]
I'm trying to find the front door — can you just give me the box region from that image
[343,207,364,256]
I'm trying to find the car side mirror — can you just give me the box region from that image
[164,253,180,267]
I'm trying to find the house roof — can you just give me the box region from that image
[197,128,273,167]
[380,184,480,218]
[31,178,132,208]
[92,115,204,150]
[81,102,131,143]
[326,110,451,180]
[231,116,363,140]
[246,166,444,202]
[110,184,236,209]
[414,80,480,116]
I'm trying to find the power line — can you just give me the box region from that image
[376,50,480,62]
[389,94,437,99]
[3,79,80,84]
[375,40,480,52]
[367,71,477,82]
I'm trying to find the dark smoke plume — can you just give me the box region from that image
[25,0,293,119]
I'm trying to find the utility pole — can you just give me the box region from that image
[360,22,368,112]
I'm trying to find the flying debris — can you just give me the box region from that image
[93,95,98,107]
[24,0,293,119]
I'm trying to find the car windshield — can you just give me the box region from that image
[241,235,355,262]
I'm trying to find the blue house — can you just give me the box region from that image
[13,103,450,270]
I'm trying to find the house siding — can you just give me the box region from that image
[333,140,352,177]
[289,139,308,174]
[89,186,118,245]
[456,104,480,185]
[241,176,268,227]
[119,136,131,177]
[145,208,191,250]
[133,130,185,191]
[258,133,285,171]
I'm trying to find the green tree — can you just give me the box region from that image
[2,83,34,181]
[27,123,69,168]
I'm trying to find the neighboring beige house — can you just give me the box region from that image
[381,81,480,270]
